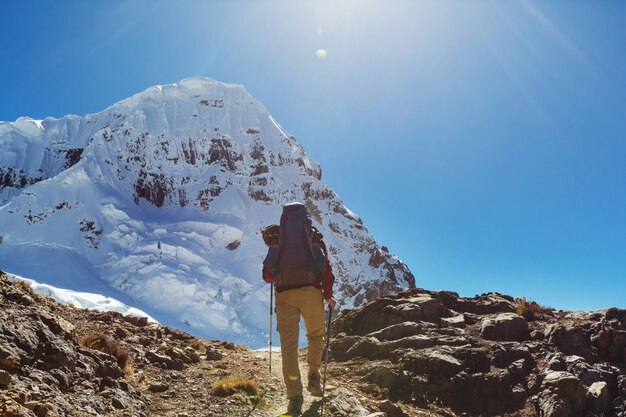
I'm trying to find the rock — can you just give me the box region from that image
[56,317,75,337]
[367,322,434,341]
[378,399,408,417]
[393,347,463,377]
[345,337,381,359]
[158,346,199,364]
[123,315,149,327]
[436,291,516,315]
[441,314,466,328]
[539,371,587,417]
[491,344,535,370]
[365,413,386,417]
[587,381,609,415]
[111,397,127,409]
[546,353,566,371]
[148,382,169,393]
[326,387,369,417]
[205,347,224,361]
[480,313,529,341]
[145,350,184,370]
[330,335,363,361]
[547,325,593,360]
[0,369,11,386]
[363,365,412,400]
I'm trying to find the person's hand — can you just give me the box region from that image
[326,297,337,310]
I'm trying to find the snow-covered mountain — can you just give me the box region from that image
[0,77,414,346]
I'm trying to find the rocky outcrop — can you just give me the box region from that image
[0,275,145,416]
[328,287,626,417]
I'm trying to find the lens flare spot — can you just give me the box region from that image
[288,375,299,381]
[316,49,328,58]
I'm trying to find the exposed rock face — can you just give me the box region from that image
[0,274,145,416]
[3,269,625,417]
[481,312,530,341]
[329,288,626,417]
[0,270,408,417]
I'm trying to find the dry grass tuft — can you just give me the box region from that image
[14,280,36,296]
[188,339,207,354]
[516,296,551,321]
[212,378,259,397]
[80,333,131,372]
[424,396,458,417]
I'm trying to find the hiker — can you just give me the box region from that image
[262,202,336,416]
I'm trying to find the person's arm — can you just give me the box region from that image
[262,265,274,284]
[321,258,335,300]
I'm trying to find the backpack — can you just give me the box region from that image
[262,202,327,288]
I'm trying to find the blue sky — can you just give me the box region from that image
[1,0,625,310]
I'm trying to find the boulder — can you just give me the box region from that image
[367,322,434,342]
[332,293,446,336]
[547,325,593,360]
[145,350,184,371]
[0,369,11,386]
[363,365,412,400]
[345,337,382,359]
[480,313,529,341]
[205,347,224,361]
[325,387,369,417]
[539,371,587,417]
[587,381,609,415]
[392,347,463,377]
[378,400,408,417]
[436,291,516,315]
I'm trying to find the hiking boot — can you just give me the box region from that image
[287,395,304,416]
[307,371,323,397]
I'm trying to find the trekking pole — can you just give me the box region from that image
[320,305,333,417]
[269,282,274,375]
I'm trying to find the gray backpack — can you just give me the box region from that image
[263,202,327,288]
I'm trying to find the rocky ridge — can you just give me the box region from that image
[329,288,626,417]
[0,271,416,417]
[3,270,625,417]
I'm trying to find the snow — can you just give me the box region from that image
[7,272,157,322]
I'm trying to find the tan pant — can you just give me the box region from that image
[275,285,325,399]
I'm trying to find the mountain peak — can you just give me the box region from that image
[0,78,415,346]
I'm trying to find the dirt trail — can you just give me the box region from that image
[247,349,332,417]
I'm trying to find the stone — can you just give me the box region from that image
[587,381,609,415]
[345,337,381,359]
[367,322,434,342]
[539,371,587,417]
[378,399,408,417]
[480,313,529,341]
[395,348,463,377]
[205,347,224,361]
[547,325,593,360]
[363,365,412,399]
[441,314,466,328]
[325,387,369,417]
[145,350,184,371]
[149,382,169,393]
[0,369,11,386]
[111,397,127,409]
